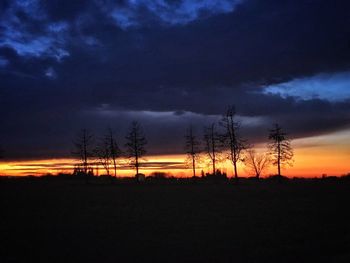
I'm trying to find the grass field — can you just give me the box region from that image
[1,177,350,262]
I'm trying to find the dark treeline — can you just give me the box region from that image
[0,106,295,179]
[71,105,294,181]
[72,121,147,180]
[185,106,294,181]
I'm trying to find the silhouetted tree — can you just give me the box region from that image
[185,125,201,177]
[73,129,94,175]
[95,136,112,176]
[125,121,147,175]
[107,128,122,177]
[203,123,221,175]
[220,106,246,180]
[244,148,270,179]
[268,123,294,176]
[95,128,122,177]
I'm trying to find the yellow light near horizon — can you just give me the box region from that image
[0,158,76,176]
[1,130,349,178]
[291,130,350,177]
[0,154,262,178]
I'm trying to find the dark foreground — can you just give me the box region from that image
[1,178,350,263]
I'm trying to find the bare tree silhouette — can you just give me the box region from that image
[107,128,122,177]
[268,123,294,177]
[203,123,221,175]
[95,128,122,177]
[73,129,94,176]
[185,125,201,177]
[125,121,147,175]
[244,148,270,179]
[95,136,112,176]
[220,106,246,180]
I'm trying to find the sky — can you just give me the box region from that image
[0,0,350,176]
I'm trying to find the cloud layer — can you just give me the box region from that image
[1,0,350,158]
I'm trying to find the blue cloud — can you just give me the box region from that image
[0,0,70,61]
[262,71,350,102]
[13,0,46,20]
[103,0,243,29]
[1,35,70,60]
[47,21,69,33]
[45,67,57,79]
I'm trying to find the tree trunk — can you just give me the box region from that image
[277,141,281,177]
[135,155,139,175]
[192,156,196,177]
[234,162,238,180]
[211,125,216,175]
[113,159,117,177]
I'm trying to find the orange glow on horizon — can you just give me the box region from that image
[1,130,349,178]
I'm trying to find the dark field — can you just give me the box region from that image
[1,178,350,263]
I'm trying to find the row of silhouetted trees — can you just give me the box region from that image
[73,121,147,177]
[185,106,294,179]
[73,106,294,179]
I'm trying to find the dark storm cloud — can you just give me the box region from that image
[1,0,350,158]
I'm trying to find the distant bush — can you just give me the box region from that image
[265,174,289,181]
[149,172,169,179]
[203,170,228,181]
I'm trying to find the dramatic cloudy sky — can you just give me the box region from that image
[1,0,350,159]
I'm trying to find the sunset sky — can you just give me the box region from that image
[0,0,349,177]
